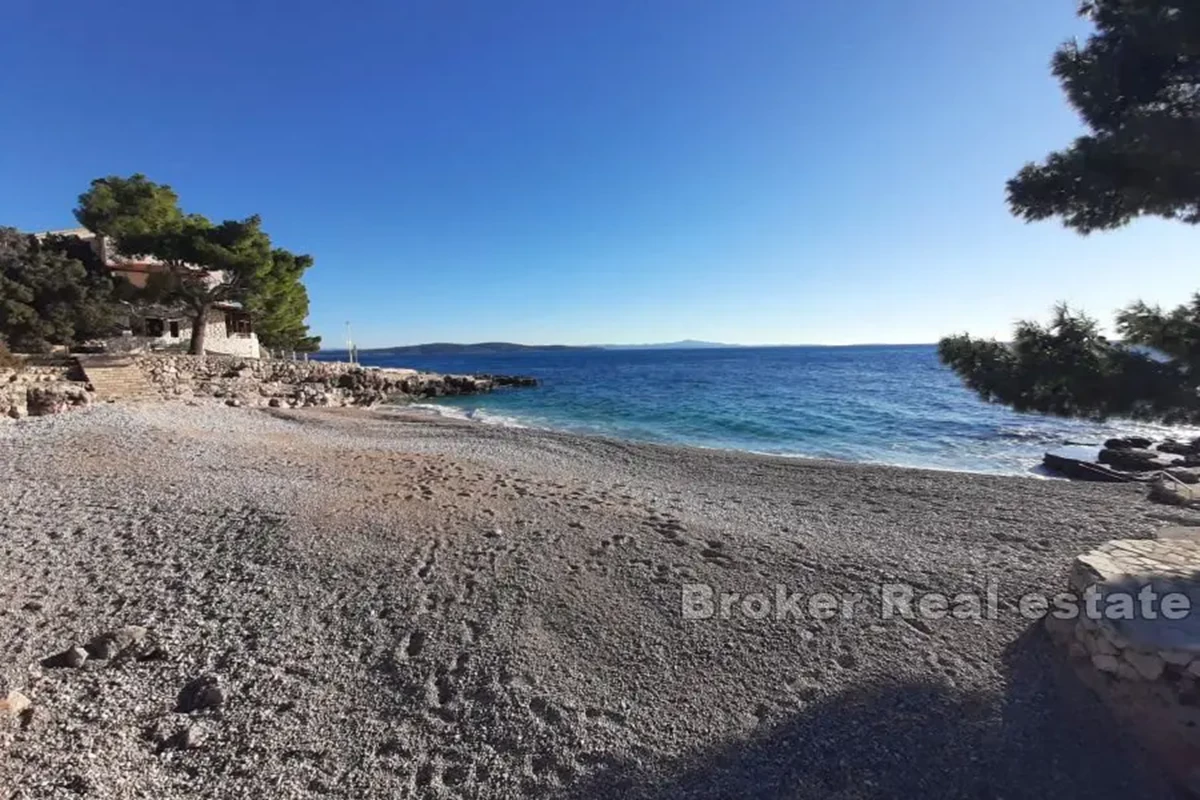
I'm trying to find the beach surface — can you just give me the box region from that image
[0,403,1188,798]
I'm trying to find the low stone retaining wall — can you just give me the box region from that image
[0,365,91,420]
[1047,536,1200,795]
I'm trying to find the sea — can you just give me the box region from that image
[334,344,1195,477]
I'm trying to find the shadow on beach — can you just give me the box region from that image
[555,626,1171,800]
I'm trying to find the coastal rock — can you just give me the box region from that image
[1105,436,1155,450]
[1157,439,1198,456]
[1042,448,1132,482]
[1097,447,1163,472]
[2,354,539,418]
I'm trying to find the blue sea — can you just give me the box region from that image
[340,345,1193,477]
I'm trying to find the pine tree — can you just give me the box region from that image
[940,1,1200,422]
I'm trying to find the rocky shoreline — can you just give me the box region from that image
[0,354,538,419]
[1043,435,1200,506]
[138,355,538,408]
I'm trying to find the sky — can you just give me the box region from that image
[1,1,1194,348]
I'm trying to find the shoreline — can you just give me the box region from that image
[390,401,1071,481]
[1,402,1188,797]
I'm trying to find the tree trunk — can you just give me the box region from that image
[188,305,210,355]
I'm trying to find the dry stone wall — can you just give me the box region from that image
[0,366,90,420]
[1046,537,1200,795]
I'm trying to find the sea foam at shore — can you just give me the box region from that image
[355,345,1198,476]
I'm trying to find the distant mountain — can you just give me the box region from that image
[600,340,739,350]
[331,342,602,356]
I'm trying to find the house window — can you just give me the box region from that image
[225,311,253,337]
[146,318,165,337]
[169,320,180,338]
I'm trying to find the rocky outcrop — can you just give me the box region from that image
[1097,446,1171,472]
[137,355,537,409]
[0,355,538,421]
[1045,436,1200,488]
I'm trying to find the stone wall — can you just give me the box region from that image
[197,315,260,359]
[0,366,91,420]
[1046,537,1200,794]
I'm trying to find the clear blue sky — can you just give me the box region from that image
[1,1,1194,347]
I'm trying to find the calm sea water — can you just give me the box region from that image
[339,345,1193,476]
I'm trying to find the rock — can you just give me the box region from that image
[1116,661,1144,682]
[62,646,88,668]
[1124,650,1164,681]
[1162,649,1193,666]
[86,625,148,660]
[1097,447,1162,472]
[177,675,226,713]
[25,384,90,416]
[225,397,242,407]
[1157,439,1196,456]
[1087,633,1118,656]
[1188,660,1200,678]
[0,691,32,720]
[1091,653,1120,673]
[1042,448,1132,482]
[268,397,282,408]
[163,724,205,750]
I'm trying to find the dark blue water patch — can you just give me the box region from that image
[325,345,1197,476]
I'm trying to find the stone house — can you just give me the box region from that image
[37,228,262,359]
[132,302,260,359]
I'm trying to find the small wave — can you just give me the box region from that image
[402,403,530,429]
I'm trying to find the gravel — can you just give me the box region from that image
[0,402,1190,798]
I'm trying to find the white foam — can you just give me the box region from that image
[401,403,530,429]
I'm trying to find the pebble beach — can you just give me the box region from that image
[0,402,1188,798]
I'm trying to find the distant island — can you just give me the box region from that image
[600,340,737,350]
[323,340,739,356]
[345,342,602,357]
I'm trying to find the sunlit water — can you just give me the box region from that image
[330,345,1195,477]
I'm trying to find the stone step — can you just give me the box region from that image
[76,360,154,401]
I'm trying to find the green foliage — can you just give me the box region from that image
[74,174,183,241]
[246,249,322,352]
[1007,1,1200,233]
[0,228,123,352]
[75,175,315,354]
[942,1,1200,424]
[939,302,1200,424]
